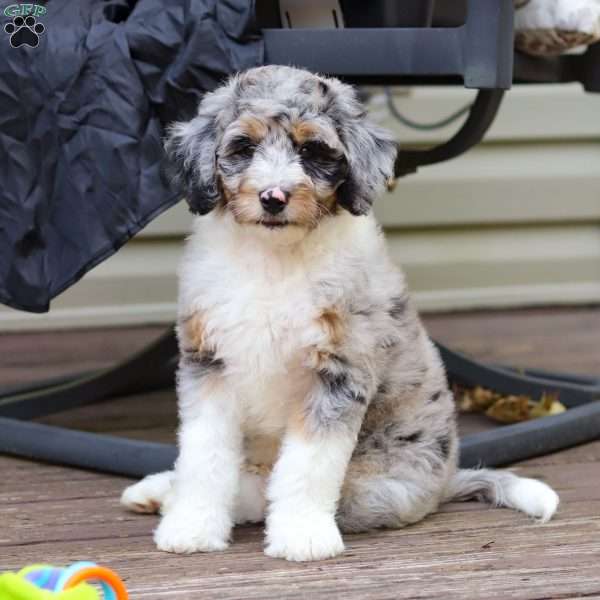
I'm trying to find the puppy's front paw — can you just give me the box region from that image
[154,507,230,554]
[265,511,344,561]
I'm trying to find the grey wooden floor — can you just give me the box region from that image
[1,307,599,599]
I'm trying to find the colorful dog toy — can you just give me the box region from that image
[0,562,128,600]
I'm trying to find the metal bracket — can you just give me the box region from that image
[394,89,504,177]
[514,41,600,92]
[263,0,514,89]
[263,0,513,177]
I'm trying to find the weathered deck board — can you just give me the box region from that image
[1,307,599,599]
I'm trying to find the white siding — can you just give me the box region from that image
[2,84,599,330]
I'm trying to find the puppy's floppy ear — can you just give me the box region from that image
[330,82,398,215]
[163,82,237,215]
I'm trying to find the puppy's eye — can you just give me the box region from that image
[299,141,334,161]
[228,137,257,159]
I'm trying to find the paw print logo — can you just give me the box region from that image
[4,15,45,48]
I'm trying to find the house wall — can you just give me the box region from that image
[1,84,599,330]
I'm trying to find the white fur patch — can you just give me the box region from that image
[446,468,559,524]
[154,502,231,554]
[121,471,173,514]
[234,471,267,524]
[502,476,560,523]
[265,432,356,561]
[122,469,267,525]
[516,0,600,36]
[265,510,345,562]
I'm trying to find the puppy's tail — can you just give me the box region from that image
[443,468,559,523]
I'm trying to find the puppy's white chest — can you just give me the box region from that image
[178,217,371,437]
[222,276,318,373]
[185,259,323,431]
[220,277,318,433]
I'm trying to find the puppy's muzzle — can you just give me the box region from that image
[259,187,290,216]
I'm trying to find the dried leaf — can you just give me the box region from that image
[485,396,532,423]
[456,385,497,412]
[456,385,567,424]
[530,393,566,418]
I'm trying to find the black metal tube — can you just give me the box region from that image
[2,398,600,477]
[263,0,514,88]
[0,330,178,420]
[438,342,600,408]
[0,417,177,477]
[394,89,505,176]
[459,401,600,468]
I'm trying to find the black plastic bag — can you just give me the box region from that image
[0,0,262,312]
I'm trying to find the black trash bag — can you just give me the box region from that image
[0,0,262,312]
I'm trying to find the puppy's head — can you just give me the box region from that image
[164,66,397,237]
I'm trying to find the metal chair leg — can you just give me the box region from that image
[394,89,505,177]
[437,342,600,408]
[0,416,177,476]
[0,329,178,420]
[459,401,600,468]
[3,398,600,476]
[1,330,599,475]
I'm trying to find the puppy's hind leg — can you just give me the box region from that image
[235,469,267,524]
[121,468,267,524]
[337,472,447,533]
[121,470,174,514]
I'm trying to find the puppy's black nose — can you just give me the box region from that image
[259,187,289,215]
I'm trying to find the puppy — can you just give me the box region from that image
[121,65,559,562]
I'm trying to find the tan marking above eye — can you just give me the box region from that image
[290,120,324,146]
[238,115,269,142]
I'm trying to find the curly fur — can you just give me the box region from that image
[122,66,559,562]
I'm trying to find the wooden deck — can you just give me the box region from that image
[1,307,600,599]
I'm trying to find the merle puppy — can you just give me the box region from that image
[121,66,559,562]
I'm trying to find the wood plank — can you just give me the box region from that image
[2,487,600,600]
[0,326,166,387]
[424,306,600,375]
[1,311,600,599]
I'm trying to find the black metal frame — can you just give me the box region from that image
[1,330,599,476]
[514,41,600,92]
[263,0,514,89]
[265,0,513,177]
[394,89,505,177]
[2,0,600,476]
[0,331,177,420]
